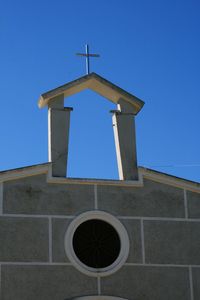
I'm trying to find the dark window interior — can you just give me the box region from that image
[72,219,121,268]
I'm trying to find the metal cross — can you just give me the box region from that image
[76,44,100,75]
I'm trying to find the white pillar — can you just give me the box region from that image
[112,99,138,180]
[48,94,72,177]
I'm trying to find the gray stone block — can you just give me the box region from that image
[144,220,200,264]
[101,266,190,300]
[187,191,200,219]
[192,267,200,300]
[98,179,184,217]
[119,219,142,263]
[0,217,48,262]
[4,175,94,215]
[52,218,72,262]
[1,265,97,300]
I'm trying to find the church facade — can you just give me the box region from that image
[0,73,200,300]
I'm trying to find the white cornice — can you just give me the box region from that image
[0,163,49,183]
[0,163,199,193]
[139,167,200,193]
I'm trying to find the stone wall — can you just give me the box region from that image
[0,173,200,300]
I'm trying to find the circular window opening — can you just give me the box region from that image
[72,219,121,268]
[64,211,130,277]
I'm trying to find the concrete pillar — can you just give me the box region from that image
[48,94,73,177]
[112,99,138,180]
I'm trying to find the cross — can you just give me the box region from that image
[76,44,100,75]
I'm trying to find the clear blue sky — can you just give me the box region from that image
[0,0,200,182]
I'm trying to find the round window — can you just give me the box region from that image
[64,211,129,277]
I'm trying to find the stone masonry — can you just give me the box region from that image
[0,167,200,300]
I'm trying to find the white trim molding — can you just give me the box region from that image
[0,162,199,192]
[139,167,200,193]
[0,163,49,182]
[47,165,144,187]
[64,211,130,277]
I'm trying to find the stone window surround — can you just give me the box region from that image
[64,210,130,277]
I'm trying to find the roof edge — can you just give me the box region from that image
[139,166,200,193]
[0,163,49,182]
[0,163,199,193]
[38,72,145,114]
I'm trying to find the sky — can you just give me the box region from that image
[0,0,200,182]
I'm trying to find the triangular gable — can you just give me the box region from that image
[38,73,144,114]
